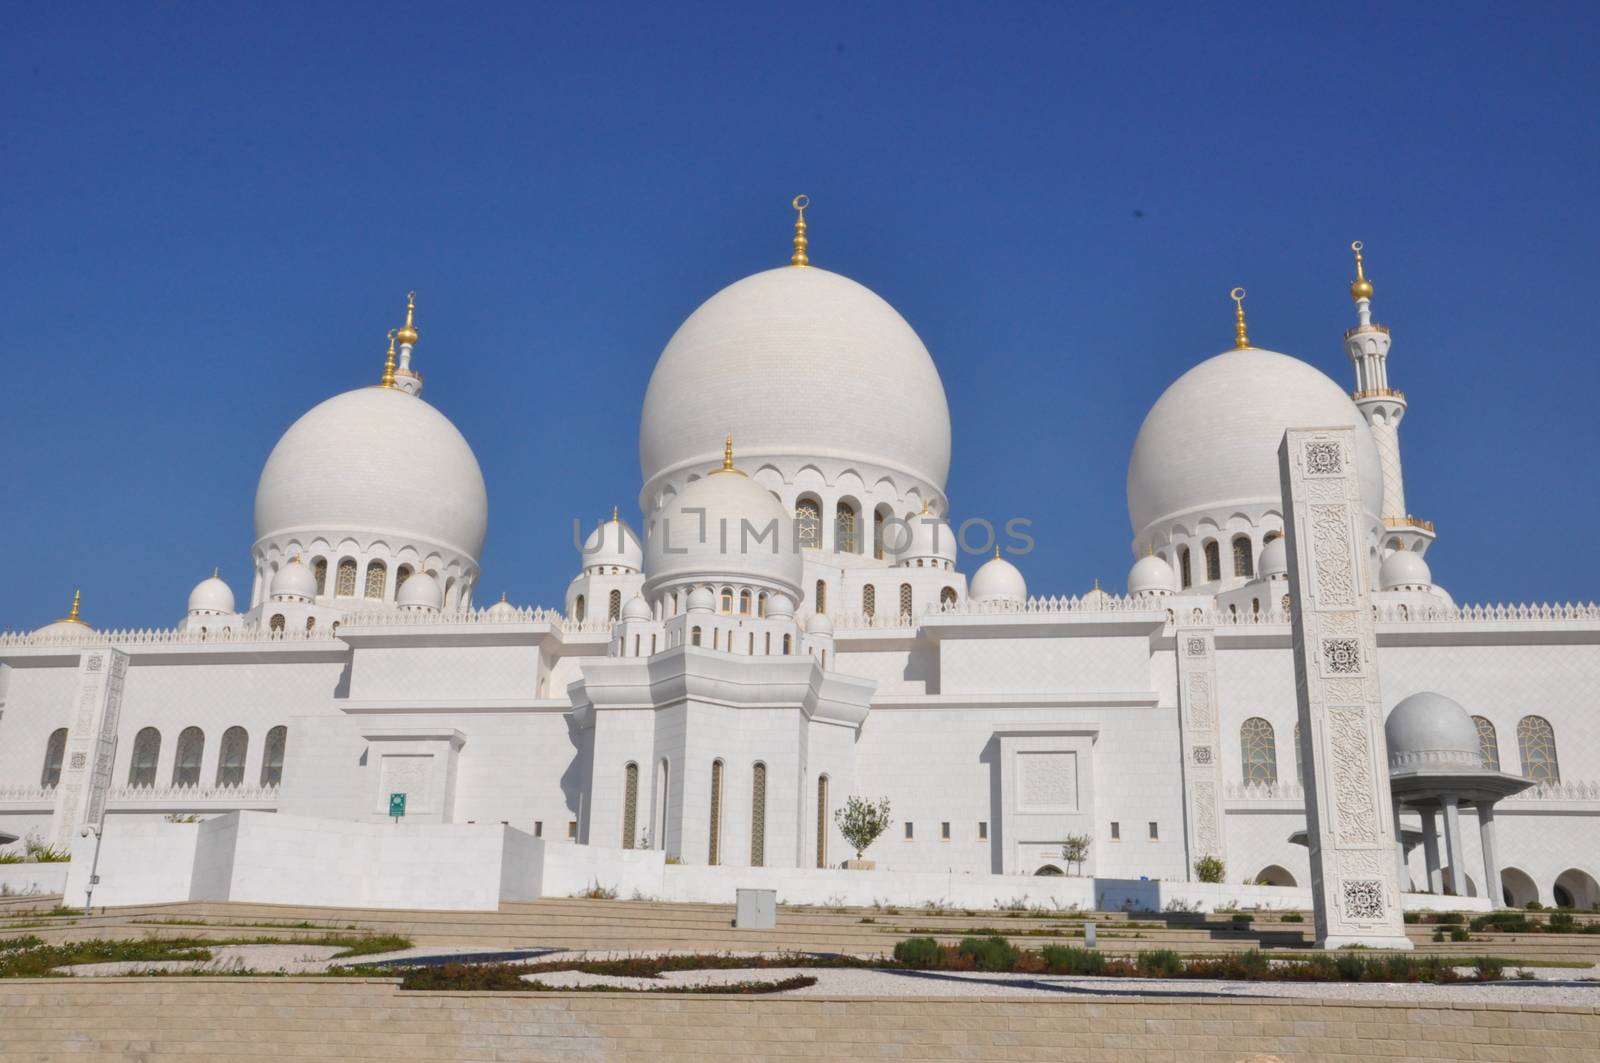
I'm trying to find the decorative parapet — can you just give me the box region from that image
[1226,781,1306,801]
[0,626,340,649]
[334,605,613,634]
[0,784,57,803]
[1504,779,1600,802]
[107,783,281,803]
[1213,602,1600,627]
[1353,386,1405,401]
[1383,515,1435,532]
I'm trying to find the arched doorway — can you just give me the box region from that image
[1440,869,1478,898]
[1501,867,1539,908]
[1553,868,1599,910]
[1254,864,1297,887]
[1034,864,1064,876]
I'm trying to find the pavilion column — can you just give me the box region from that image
[1440,796,1464,896]
[1421,809,1443,893]
[1477,802,1500,909]
[1392,801,1410,890]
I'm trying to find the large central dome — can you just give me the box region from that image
[639,266,952,495]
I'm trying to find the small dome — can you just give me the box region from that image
[1080,579,1112,607]
[765,592,796,619]
[583,513,644,572]
[621,595,652,622]
[970,553,1027,604]
[187,571,236,614]
[898,508,957,567]
[484,593,519,621]
[33,592,92,640]
[1260,537,1289,579]
[1128,553,1176,597]
[686,586,716,613]
[806,612,834,636]
[1380,547,1432,591]
[397,569,443,611]
[271,558,318,601]
[643,464,802,598]
[1385,692,1483,772]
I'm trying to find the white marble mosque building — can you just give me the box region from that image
[3,206,1598,914]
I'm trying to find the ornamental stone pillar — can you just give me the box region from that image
[48,649,128,848]
[1278,427,1412,949]
[1175,626,1227,879]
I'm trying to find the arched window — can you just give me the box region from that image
[1517,716,1559,782]
[941,586,958,608]
[708,759,724,865]
[835,501,858,553]
[873,510,886,560]
[1473,716,1500,770]
[815,774,829,868]
[129,727,161,787]
[260,726,286,787]
[739,589,752,615]
[691,626,702,646]
[1240,717,1277,784]
[574,595,586,622]
[1293,721,1303,781]
[365,560,387,600]
[335,558,358,597]
[622,762,639,849]
[713,629,721,650]
[608,589,622,621]
[899,583,913,618]
[216,726,248,787]
[305,616,316,632]
[173,727,205,787]
[815,580,827,614]
[395,565,412,594]
[40,728,68,789]
[719,587,734,614]
[757,592,768,618]
[796,499,821,549]
[750,762,767,866]
[269,614,286,634]
[654,757,671,856]
[862,585,876,619]
[1204,540,1221,583]
[1232,536,1253,579]
[312,557,328,595]
[782,633,792,654]
[1178,547,1192,589]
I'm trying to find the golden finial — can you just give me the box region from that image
[790,195,810,267]
[63,589,83,625]
[611,505,619,523]
[710,433,745,476]
[1230,287,1250,349]
[212,567,219,579]
[920,499,931,515]
[1350,241,1374,302]
[380,329,398,388]
[994,545,1001,560]
[500,592,509,603]
[396,291,419,346]
[1093,577,1101,592]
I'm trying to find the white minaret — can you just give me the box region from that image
[1344,242,1433,556]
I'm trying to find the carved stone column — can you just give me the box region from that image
[48,649,128,848]
[1175,626,1227,879]
[1278,427,1412,949]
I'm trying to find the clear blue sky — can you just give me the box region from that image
[4,2,1597,630]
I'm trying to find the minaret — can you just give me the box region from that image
[1343,242,1434,555]
[393,291,423,397]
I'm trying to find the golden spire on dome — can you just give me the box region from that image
[212,567,220,579]
[1230,287,1250,349]
[710,433,746,476]
[611,505,619,523]
[1350,240,1374,302]
[396,291,419,346]
[994,545,1001,560]
[62,589,84,625]
[790,195,810,267]
[380,329,398,388]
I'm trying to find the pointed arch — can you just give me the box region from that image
[1240,717,1277,784]
[172,727,205,787]
[260,726,286,786]
[1473,716,1500,770]
[216,726,248,787]
[129,727,161,787]
[40,728,68,789]
[1517,716,1559,782]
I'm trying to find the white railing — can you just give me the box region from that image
[1226,781,1306,801]
[0,626,340,649]
[335,605,614,634]
[108,783,282,803]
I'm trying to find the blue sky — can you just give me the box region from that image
[4,2,1597,629]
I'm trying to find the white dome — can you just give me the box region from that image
[271,558,318,600]
[765,592,796,619]
[1127,553,1177,596]
[32,619,92,641]
[187,572,236,614]
[644,468,803,598]
[397,569,443,611]
[898,509,957,567]
[484,593,519,621]
[970,553,1027,603]
[1260,537,1289,579]
[1380,547,1432,591]
[255,387,488,562]
[639,267,951,492]
[1385,692,1483,772]
[621,594,652,622]
[1127,348,1383,544]
[583,514,643,572]
[806,612,834,636]
[686,586,716,613]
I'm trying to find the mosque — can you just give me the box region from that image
[2,201,1597,913]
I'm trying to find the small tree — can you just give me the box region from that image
[1061,834,1091,876]
[1194,855,1225,883]
[834,796,893,861]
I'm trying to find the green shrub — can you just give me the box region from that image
[0,851,26,865]
[1434,911,1465,925]
[1280,912,1304,922]
[1193,856,1225,883]
[1431,930,1444,942]
[1402,911,1421,924]
[1223,950,1270,980]
[1040,945,1106,976]
[892,937,944,969]
[1471,912,1532,933]
[1135,949,1184,977]
[1474,956,1505,981]
[1448,926,1471,942]
[1229,913,1254,926]
[1525,901,1543,911]
[1548,911,1576,933]
[1334,952,1369,981]
[957,935,1019,972]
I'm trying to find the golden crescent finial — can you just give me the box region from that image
[1350,240,1374,301]
[396,291,419,345]
[381,329,398,388]
[1230,287,1249,349]
[790,195,810,267]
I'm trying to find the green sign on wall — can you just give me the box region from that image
[388,792,407,819]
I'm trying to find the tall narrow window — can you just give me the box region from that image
[574,595,586,622]
[365,560,387,600]
[691,626,702,646]
[1473,716,1500,770]
[708,759,724,865]
[719,587,734,614]
[739,589,752,615]
[796,499,821,549]
[608,589,621,621]
[835,501,858,553]
[260,726,286,787]
[815,774,829,868]
[622,762,639,849]
[873,510,886,560]
[815,580,827,614]
[305,616,316,632]
[41,728,68,789]
[1178,547,1192,589]
[1517,715,1559,782]
[216,726,248,787]
[395,565,412,594]
[313,558,328,595]
[1240,717,1277,784]
[899,583,913,618]
[655,759,671,857]
[863,585,876,619]
[335,558,358,597]
[1293,721,1304,781]
[750,762,767,866]
[1232,536,1253,579]
[129,727,161,787]
[173,727,205,787]
[941,586,958,608]
[757,592,768,618]
[1204,541,1221,583]
[782,633,792,654]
